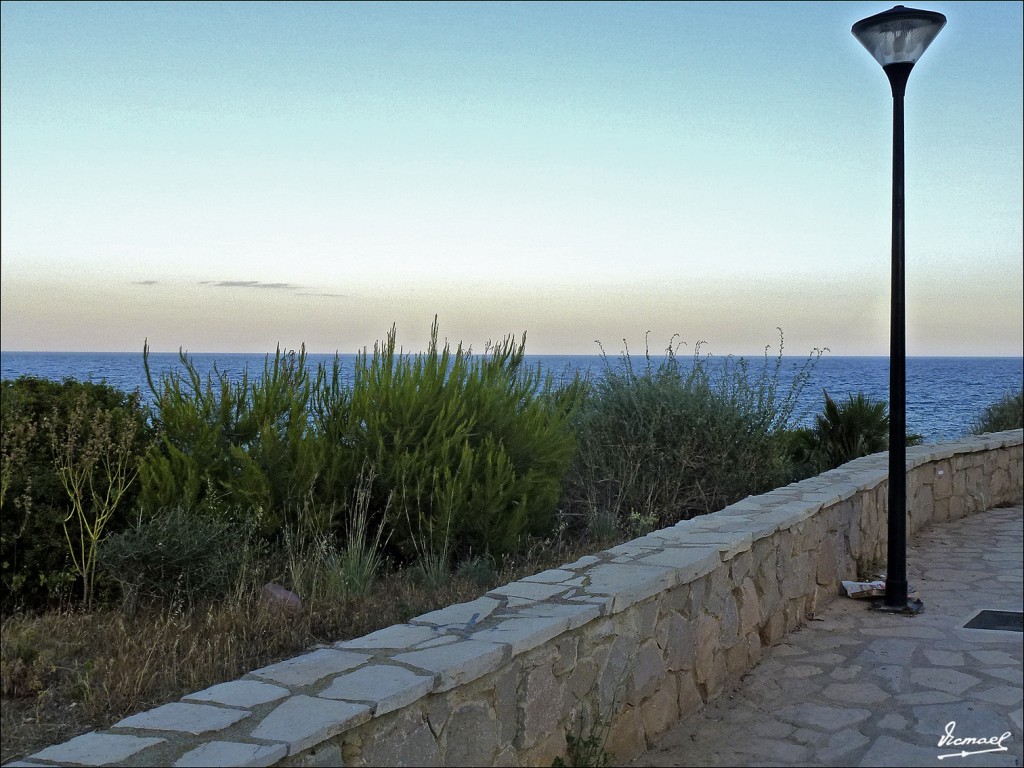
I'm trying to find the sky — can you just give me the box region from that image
[1,1,1022,357]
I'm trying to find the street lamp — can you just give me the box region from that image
[851,5,945,613]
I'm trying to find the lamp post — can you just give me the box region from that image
[852,5,945,613]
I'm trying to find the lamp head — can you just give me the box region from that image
[852,5,947,68]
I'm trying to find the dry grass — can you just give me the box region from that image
[0,533,611,765]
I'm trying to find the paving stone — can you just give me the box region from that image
[909,666,982,695]
[785,664,824,679]
[251,648,371,687]
[583,562,677,612]
[333,623,443,649]
[411,596,501,628]
[28,732,166,766]
[184,680,290,708]
[912,701,1012,741]
[114,702,250,734]
[971,684,1024,707]
[392,639,506,691]
[821,681,890,705]
[318,664,433,714]
[877,713,909,731]
[512,600,602,631]
[923,649,966,667]
[774,703,872,730]
[895,690,961,706]
[854,638,919,666]
[969,650,1021,666]
[638,546,721,583]
[173,741,287,767]
[735,737,809,764]
[561,554,601,569]
[521,568,577,583]
[817,727,870,762]
[250,695,371,755]
[469,615,568,655]
[488,580,571,602]
[858,733,947,766]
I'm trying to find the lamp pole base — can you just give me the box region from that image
[869,598,924,615]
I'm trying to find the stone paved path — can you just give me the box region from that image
[629,505,1024,768]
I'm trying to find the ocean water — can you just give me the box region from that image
[1,351,1021,445]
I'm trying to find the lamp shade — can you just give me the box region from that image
[852,5,946,68]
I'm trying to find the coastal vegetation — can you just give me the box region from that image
[1,323,1018,762]
[969,387,1023,434]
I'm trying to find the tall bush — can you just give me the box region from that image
[562,332,823,532]
[139,345,322,534]
[313,321,583,560]
[0,378,151,610]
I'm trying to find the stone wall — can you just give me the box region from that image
[20,430,1023,768]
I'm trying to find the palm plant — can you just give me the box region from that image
[797,390,890,471]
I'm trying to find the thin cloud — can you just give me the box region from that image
[201,280,300,291]
[132,280,159,285]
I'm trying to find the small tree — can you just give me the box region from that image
[50,393,139,608]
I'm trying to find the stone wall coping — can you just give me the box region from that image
[18,429,1022,768]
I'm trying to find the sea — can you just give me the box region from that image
[1,351,1021,445]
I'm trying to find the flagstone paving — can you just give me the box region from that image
[629,505,1023,767]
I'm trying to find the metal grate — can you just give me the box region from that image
[963,610,1024,632]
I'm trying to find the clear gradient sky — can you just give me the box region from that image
[2,1,1021,357]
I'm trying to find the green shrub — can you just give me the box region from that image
[314,320,584,560]
[139,345,323,536]
[139,320,582,563]
[791,390,923,473]
[969,388,1023,434]
[1,378,153,611]
[98,506,259,609]
[562,332,822,532]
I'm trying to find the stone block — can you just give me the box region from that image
[605,705,646,763]
[638,676,679,745]
[356,708,442,767]
[663,613,697,671]
[393,640,506,692]
[512,600,602,632]
[442,701,500,766]
[724,642,748,678]
[318,664,434,715]
[184,680,290,708]
[677,670,704,714]
[470,615,570,656]
[518,662,566,749]
[173,741,287,767]
[737,577,761,635]
[637,546,720,584]
[568,656,599,700]
[251,648,371,687]
[494,661,520,744]
[583,562,676,613]
[28,732,166,766]
[412,596,501,629]
[627,642,665,704]
[521,568,577,583]
[488,580,571,602]
[552,635,579,677]
[114,702,250,734]
[251,695,371,755]
[334,623,445,650]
